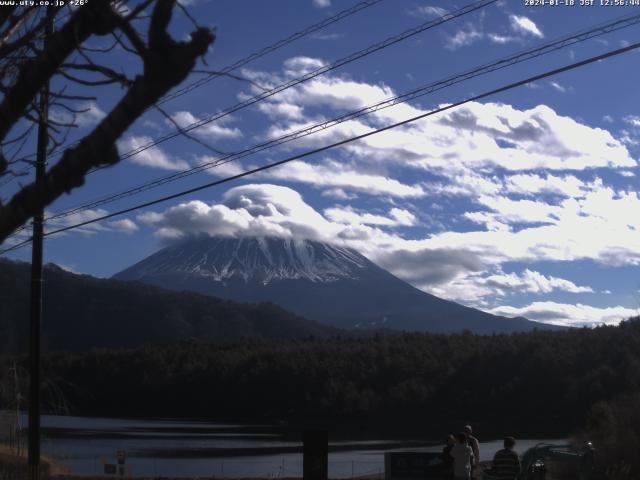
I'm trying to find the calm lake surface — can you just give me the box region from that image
[14,414,561,478]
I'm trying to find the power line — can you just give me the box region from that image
[157,0,386,105]
[2,0,497,210]
[0,0,386,187]
[22,0,499,219]
[31,11,640,226]
[114,0,498,164]
[2,39,638,256]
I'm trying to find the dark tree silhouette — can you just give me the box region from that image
[0,0,214,243]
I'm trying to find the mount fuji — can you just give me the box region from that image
[113,236,557,334]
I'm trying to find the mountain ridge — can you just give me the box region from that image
[0,258,342,353]
[113,236,562,334]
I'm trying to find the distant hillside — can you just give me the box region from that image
[114,236,561,334]
[0,259,341,353]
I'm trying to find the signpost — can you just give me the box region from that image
[117,450,126,477]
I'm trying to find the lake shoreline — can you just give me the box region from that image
[1,413,566,479]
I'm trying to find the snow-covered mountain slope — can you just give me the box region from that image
[116,236,369,284]
[113,236,563,334]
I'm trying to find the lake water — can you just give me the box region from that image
[7,414,562,478]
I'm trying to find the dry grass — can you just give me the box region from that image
[0,442,71,478]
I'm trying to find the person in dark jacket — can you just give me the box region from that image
[489,436,521,480]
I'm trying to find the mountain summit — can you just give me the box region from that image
[113,236,558,334]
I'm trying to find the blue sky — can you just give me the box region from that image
[4,0,640,327]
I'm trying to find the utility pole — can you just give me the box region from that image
[28,8,52,480]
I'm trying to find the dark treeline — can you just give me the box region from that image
[3,319,640,438]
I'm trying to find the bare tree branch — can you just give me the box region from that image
[112,32,140,55]
[0,164,30,178]
[50,101,89,115]
[114,15,148,57]
[7,124,35,162]
[78,37,120,53]
[0,6,17,28]
[0,0,120,147]
[0,0,215,243]
[48,125,72,155]
[49,91,97,101]
[0,7,58,58]
[61,63,133,86]
[59,69,124,87]
[2,124,33,147]
[125,0,156,21]
[0,7,35,45]
[175,1,200,30]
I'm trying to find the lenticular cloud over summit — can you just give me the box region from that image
[139,184,340,242]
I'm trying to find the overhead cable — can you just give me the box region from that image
[36,11,640,225]
[2,38,639,255]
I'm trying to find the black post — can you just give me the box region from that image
[303,429,328,480]
[28,9,52,480]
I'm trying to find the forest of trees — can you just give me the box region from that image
[2,318,639,439]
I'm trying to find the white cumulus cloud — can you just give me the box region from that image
[261,160,425,198]
[76,102,106,127]
[169,111,242,140]
[509,14,543,38]
[446,24,484,50]
[489,302,637,327]
[623,115,640,128]
[504,173,586,198]
[412,5,447,18]
[487,33,518,44]
[482,269,593,295]
[108,219,139,234]
[119,136,189,171]
[324,206,416,226]
[246,59,635,179]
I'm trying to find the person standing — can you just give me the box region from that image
[464,425,480,474]
[442,434,456,479]
[490,437,521,480]
[450,432,473,480]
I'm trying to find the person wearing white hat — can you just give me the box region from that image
[463,425,480,476]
